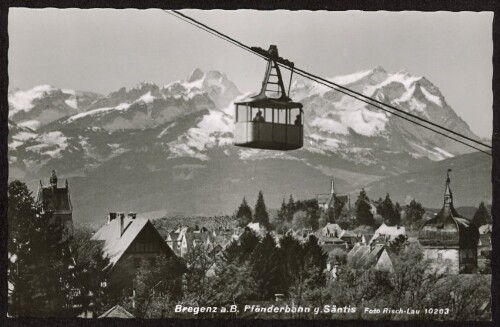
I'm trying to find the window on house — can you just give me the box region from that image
[437,253,443,260]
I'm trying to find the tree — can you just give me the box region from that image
[212,260,257,306]
[253,191,270,228]
[8,180,39,315]
[69,227,113,317]
[235,197,252,227]
[274,198,288,232]
[472,202,491,227]
[127,255,185,318]
[8,180,73,317]
[224,229,260,264]
[405,199,425,226]
[378,194,395,225]
[333,195,346,221]
[279,234,304,292]
[286,194,295,222]
[182,245,215,307]
[250,233,286,300]
[302,235,327,288]
[393,202,402,226]
[292,210,308,230]
[355,189,375,226]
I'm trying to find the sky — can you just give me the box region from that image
[8,9,493,137]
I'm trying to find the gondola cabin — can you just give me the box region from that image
[234,45,303,151]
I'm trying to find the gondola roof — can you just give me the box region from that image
[235,93,303,109]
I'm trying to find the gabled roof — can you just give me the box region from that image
[339,230,357,238]
[91,218,151,266]
[371,223,405,243]
[99,304,134,318]
[322,223,343,235]
[347,244,387,269]
[317,194,333,206]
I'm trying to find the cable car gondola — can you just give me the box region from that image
[234,45,303,151]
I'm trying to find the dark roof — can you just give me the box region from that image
[317,194,333,205]
[38,186,72,215]
[321,243,348,254]
[99,304,134,318]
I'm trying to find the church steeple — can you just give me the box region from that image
[330,179,336,195]
[444,169,453,206]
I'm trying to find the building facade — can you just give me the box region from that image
[91,213,177,293]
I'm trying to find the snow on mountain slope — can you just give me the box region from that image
[291,66,481,158]
[10,66,484,171]
[8,86,103,130]
[7,66,491,222]
[9,85,58,115]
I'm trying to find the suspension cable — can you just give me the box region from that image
[165,10,491,156]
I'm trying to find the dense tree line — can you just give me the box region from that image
[127,229,328,318]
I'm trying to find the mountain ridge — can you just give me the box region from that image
[8,66,491,222]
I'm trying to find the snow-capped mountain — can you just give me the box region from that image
[291,66,480,160]
[8,67,491,222]
[8,85,102,130]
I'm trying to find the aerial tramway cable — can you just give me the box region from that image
[165,10,492,156]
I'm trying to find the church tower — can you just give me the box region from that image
[418,170,479,274]
[37,170,74,242]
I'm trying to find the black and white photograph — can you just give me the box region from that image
[4,6,494,321]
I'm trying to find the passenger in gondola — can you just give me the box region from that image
[294,114,302,126]
[253,110,265,122]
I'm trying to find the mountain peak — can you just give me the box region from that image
[372,66,387,74]
[188,68,205,83]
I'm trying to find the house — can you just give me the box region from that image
[418,171,479,274]
[317,179,351,213]
[321,223,343,237]
[347,243,394,272]
[98,304,134,318]
[370,223,406,244]
[179,231,216,257]
[246,222,267,236]
[91,212,176,293]
[36,170,74,242]
[339,230,358,248]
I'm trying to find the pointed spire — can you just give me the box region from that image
[330,179,336,194]
[444,169,453,206]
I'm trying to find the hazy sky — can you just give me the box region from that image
[8,9,493,137]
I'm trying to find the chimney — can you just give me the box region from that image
[128,212,137,219]
[108,212,117,224]
[119,212,125,237]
